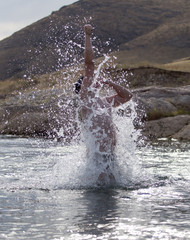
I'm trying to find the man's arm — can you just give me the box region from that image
[104,80,132,107]
[84,25,94,66]
[80,24,95,99]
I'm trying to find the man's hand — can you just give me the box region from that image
[84,24,93,36]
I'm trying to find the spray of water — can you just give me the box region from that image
[14,20,151,190]
[50,54,149,189]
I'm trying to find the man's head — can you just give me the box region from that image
[74,76,84,94]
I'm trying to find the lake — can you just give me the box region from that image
[0,135,190,239]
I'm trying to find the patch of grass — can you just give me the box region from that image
[161,59,190,73]
[0,78,38,96]
[173,109,190,116]
[115,61,159,70]
[147,110,174,121]
[0,64,85,97]
[114,56,190,74]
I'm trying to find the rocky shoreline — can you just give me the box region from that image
[0,89,78,142]
[135,85,190,140]
[0,83,190,141]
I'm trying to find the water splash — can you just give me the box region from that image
[51,59,149,188]
[13,21,151,190]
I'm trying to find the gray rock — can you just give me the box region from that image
[172,123,190,140]
[137,97,177,119]
[142,115,190,140]
[0,90,79,142]
[0,84,190,141]
[134,86,190,120]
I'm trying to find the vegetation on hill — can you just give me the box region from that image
[162,58,190,73]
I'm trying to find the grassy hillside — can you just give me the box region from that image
[116,20,190,66]
[0,0,190,81]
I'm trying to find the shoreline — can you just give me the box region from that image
[0,67,190,142]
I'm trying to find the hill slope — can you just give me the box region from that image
[0,0,190,80]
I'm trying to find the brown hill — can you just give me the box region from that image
[117,21,190,66]
[0,0,190,80]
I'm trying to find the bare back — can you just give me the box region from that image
[79,95,116,153]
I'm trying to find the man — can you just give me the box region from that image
[76,24,132,185]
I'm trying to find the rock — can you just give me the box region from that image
[171,95,190,111]
[0,84,190,142]
[137,97,177,120]
[0,89,79,142]
[142,115,190,140]
[0,105,78,142]
[134,86,190,120]
[172,124,190,140]
[126,67,190,88]
[1,113,45,135]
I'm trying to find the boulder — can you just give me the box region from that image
[142,115,190,140]
[172,123,190,140]
[134,86,190,120]
[0,89,79,141]
[0,111,49,136]
[137,97,177,120]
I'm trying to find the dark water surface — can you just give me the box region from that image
[0,135,190,239]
